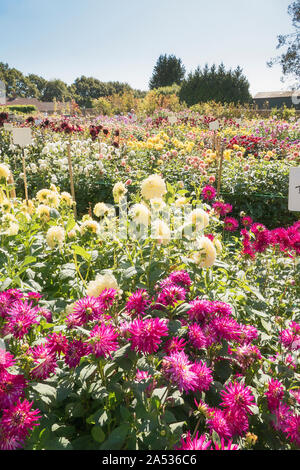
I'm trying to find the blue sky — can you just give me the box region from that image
[0,0,295,96]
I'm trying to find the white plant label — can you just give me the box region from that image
[12,128,32,147]
[288,167,300,212]
[209,120,219,131]
[168,115,177,125]
[3,123,13,131]
[236,118,242,126]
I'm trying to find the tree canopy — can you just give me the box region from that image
[268,0,300,87]
[179,63,251,106]
[149,54,186,90]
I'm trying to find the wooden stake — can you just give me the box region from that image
[8,172,16,199]
[217,140,224,198]
[67,140,77,219]
[21,149,29,205]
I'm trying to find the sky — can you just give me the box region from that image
[0,0,296,96]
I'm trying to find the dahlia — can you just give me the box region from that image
[265,379,285,412]
[201,185,216,201]
[167,270,192,289]
[191,361,213,392]
[283,413,300,447]
[188,323,207,349]
[220,381,255,415]
[175,431,211,450]
[6,301,39,339]
[72,296,103,325]
[192,236,216,268]
[163,336,187,355]
[98,288,117,311]
[186,299,214,323]
[156,285,186,308]
[86,273,120,297]
[126,289,150,315]
[46,332,69,355]
[207,408,232,439]
[210,316,242,342]
[212,438,239,450]
[0,427,24,450]
[224,217,239,232]
[87,323,119,358]
[0,371,27,408]
[1,399,41,439]
[46,225,65,249]
[0,348,15,372]
[65,340,88,368]
[128,317,168,354]
[29,345,57,380]
[162,351,198,393]
[141,174,167,200]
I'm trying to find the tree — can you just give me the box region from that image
[27,74,48,100]
[0,62,39,99]
[42,79,71,102]
[179,63,251,106]
[149,54,186,90]
[268,1,300,87]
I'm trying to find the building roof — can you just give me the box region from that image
[6,97,71,112]
[254,91,300,99]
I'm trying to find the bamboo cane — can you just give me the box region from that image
[21,149,29,205]
[217,140,224,198]
[8,172,16,199]
[67,141,77,219]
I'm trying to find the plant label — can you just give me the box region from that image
[288,167,300,212]
[3,123,13,131]
[209,120,219,131]
[168,115,177,125]
[12,128,32,147]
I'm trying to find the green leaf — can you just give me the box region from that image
[100,423,130,450]
[44,437,72,450]
[72,244,92,262]
[91,425,105,443]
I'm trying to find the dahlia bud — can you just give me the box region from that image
[245,433,258,447]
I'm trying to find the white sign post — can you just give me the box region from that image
[12,128,32,205]
[288,168,300,212]
[209,120,219,131]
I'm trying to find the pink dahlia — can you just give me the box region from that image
[29,344,57,380]
[0,349,15,371]
[87,323,119,358]
[0,427,24,450]
[212,438,239,450]
[220,381,255,415]
[156,285,186,308]
[265,379,284,412]
[65,339,88,368]
[98,288,118,310]
[207,408,232,439]
[283,413,300,447]
[38,307,52,323]
[6,301,39,339]
[201,185,216,201]
[164,336,187,355]
[167,270,192,289]
[46,331,69,356]
[186,299,214,323]
[279,322,300,351]
[1,399,41,439]
[224,217,239,232]
[73,296,104,325]
[191,361,213,392]
[188,323,207,349]
[241,216,253,227]
[126,289,150,315]
[210,316,241,342]
[162,351,198,393]
[128,317,168,354]
[0,371,27,408]
[0,292,12,318]
[175,431,211,450]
